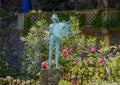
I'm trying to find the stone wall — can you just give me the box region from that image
[0,29,25,72]
[2,0,22,12]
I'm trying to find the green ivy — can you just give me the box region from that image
[22,16,31,37]
[116,4,120,10]
[115,12,120,34]
[92,10,103,28]
[21,19,49,74]
[57,13,70,21]
[103,11,120,29]
[103,17,116,28]
[115,12,120,27]
[78,14,86,27]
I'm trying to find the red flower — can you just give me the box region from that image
[98,58,104,63]
[89,48,96,53]
[41,61,48,68]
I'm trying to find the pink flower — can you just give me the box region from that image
[59,49,68,56]
[116,52,120,55]
[59,51,63,55]
[7,76,11,81]
[52,60,55,65]
[41,61,48,68]
[88,60,93,65]
[72,61,77,65]
[108,56,114,61]
[89,68,93,72]
[109,53,113,56]
[70,79,78,84]
[95,69,99,74]
[66,55,71,59]
[63,49,68,56]
[98,58,104,63]
[15,79,20,84]
[78,57,82,60]
[68,48,73,52]
[118,44,120,48]
[89,48,96,53]
[9,84,15,85]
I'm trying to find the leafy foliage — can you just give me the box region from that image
[103,17,116,28]
[78,14,86,28]
[103,11,120,33]
[57,13,70,21]
[116,4,120,10]
[21,19,49,74]
[22,16,31,37]
[115,12,120,27]
[38,0,69,11]
[21,14,120,84]
[92,10,103,28]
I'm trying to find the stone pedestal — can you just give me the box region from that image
[18,13,25,29]
[40,69,61,85]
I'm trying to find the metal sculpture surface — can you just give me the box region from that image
[48,14,72,69]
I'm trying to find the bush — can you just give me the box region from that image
[78,14,86,28]
[103,17,116,28]
[21,14,120,84]
[57,13,70,21]
[22,16,31,37]
[92,10,103,28]
[21,19,49,74]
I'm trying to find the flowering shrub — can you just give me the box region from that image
[59,48,74,73]
[21,16,120,84]
[21,19,49,74]
[58,35,120,84]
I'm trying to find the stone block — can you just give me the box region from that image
[40,69,61,85]
[18,13,25,29]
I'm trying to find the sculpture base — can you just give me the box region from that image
[40,69,61,85]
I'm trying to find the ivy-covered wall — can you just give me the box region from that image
[0,29,25,73]
[2,0,22,12]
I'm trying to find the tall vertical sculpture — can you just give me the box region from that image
[48,13,72,69]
